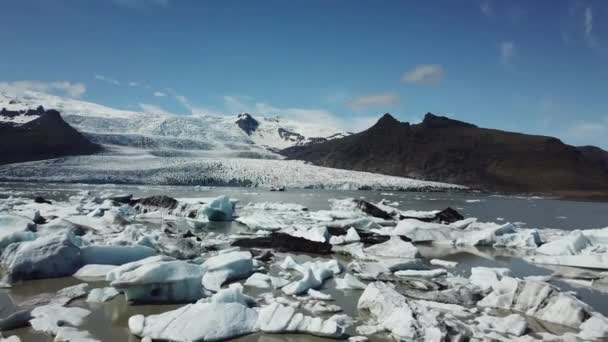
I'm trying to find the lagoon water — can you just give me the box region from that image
[1,182,607,341]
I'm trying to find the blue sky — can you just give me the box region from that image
[1,0,607,147]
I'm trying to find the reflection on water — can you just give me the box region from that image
[0,183,607,341]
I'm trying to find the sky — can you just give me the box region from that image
[1,0,607,147]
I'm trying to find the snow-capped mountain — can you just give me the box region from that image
[0,105,101,165]
[235,113,351,151]
[0,90,462,190]
[0,91,350,157]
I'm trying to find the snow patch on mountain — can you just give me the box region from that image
[0,91,349,151]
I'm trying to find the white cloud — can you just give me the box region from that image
[153,91,166,97]
[584,7,593,36]
[0,80,86,98]
[479,1,493,17]
[94,74,121,86]
[583,6,600,49]
[138,103,173,116]
[347,93,399,110]
[128,81,140,87]
[401,65,445,85]
[499,41,515,64]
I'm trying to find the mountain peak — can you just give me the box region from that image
[421,112,477,128]
[236,113,259,135]
[368,113,408,132]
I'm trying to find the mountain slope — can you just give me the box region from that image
[0,91,349,157]
[281,113,608,194]
[0,106,101,165]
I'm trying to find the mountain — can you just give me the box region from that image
[0,91,349,159]
[0,91,463,190]
[234,113,352,151]
[0,105,101,165]
[281,113,608,195]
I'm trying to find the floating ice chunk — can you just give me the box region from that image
[536,232,592,256]
[430,259,458,268]
[30,305,91,335]
[258,303,345,337]
[449,217,477,229]
[236,212,283,231]
[74,264,119,280]
[81,245,156,265]
[244,272,289,289]
[394,269,447,279]
[245,202,307,211]
[0,214,36,251]
[106,255,173,282]
[303,301,342,314]
[478,276,606,332]
[287,227,330,243]
[198,195,234,221]
[307,289,332,300]
[327,218,383,231]
[129,302,258,341]
[527,254,608,270]
[207,283,256,306]
[53,326,100,342]
[336,274,367,290]
[469,267,511,291]
[357,282,417,340]
[1,231,82,283]
[579,315,608,340]
[493,229,541,248]
[457,222,516,246]
[400,210,440,219]
[202,251,253,291]
[392,219,462,243]
[364,236,420,259]
[475,313,527,336]
[0,335,22,342]
[344,228,361,242]
[282,268,322,295]
[281,258,341,295]
[86,287,120,303]
[110,258,204,303]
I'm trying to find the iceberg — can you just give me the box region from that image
[110,258,205,303]
[1,231,82,283]
[80,245,156,265]
[198,195,234,221]
[129,302,258,341]
[201,251,253,291]
[258,303,345,337]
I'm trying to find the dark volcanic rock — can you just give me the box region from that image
[281,112,608,194]
[235,113,259,135]
[108,194,133,204]
[327,227,408,245]
[0,310,32,331]
[433,207,464,224]
[232,233,332,254]
[355,199,394,220]
[278,128,305,144]
[0,106,102,165]
[34,196,52,204]
[130,195,179,210]
[401,207,464,224]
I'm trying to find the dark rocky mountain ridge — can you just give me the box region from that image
[281,113,608,196]
[0,106,102,165]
